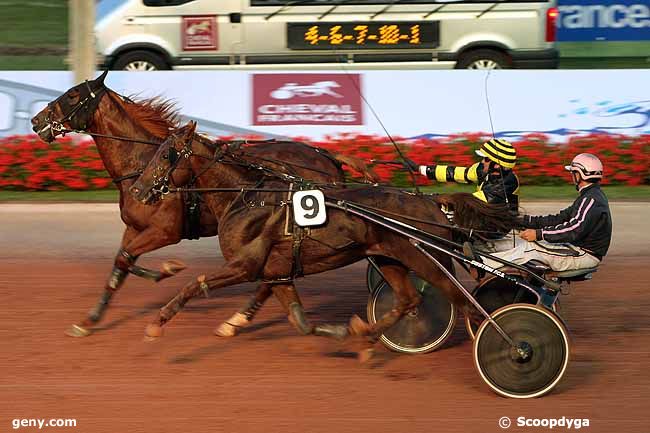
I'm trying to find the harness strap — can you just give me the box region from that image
[291,225,306,278]
[112,170,143,184]
[261,277,294,284]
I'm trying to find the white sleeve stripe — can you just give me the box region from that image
[543,198,595,235]
[551,197,586,229]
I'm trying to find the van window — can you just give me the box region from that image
[143,0,196,6]
[251,0,547,5]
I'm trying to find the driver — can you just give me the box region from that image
[407,138,520,252]
[482,153,612,272]
[411,138,519,213]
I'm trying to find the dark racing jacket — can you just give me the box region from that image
[522,184,612,260]
[423,161,519,212]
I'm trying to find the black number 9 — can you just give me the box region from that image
[300,195,319,219]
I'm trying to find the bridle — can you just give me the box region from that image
[37,78,167,185]
[38,80,162,148]
[148,132,309,199]
[38,80,107,138]
[150,133,196,196]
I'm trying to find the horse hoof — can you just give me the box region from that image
[145,323,163,338]
[65,324,92,338]
[228,312,250,327]
[214,322,237,337]
[349,315,372,337]
[358,348,375,364]
[162,259,187,276]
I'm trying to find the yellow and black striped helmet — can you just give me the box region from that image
[475,138,516,169]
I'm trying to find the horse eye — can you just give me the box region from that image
[167,148,179,164]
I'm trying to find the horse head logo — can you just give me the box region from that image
[270,81,343,100]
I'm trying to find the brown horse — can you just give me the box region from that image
[30,71,378,338]
[130,122,516,351]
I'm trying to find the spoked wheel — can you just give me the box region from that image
[366,265,456,354]
[465,273,558,340]
[473,304,570,398]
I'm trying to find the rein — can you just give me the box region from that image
[167,184,502,236]
[58,128,162,146]
[158,132,507,236]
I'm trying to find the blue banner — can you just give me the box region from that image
[558,0,650,41]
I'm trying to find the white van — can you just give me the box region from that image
[96,0,559,71]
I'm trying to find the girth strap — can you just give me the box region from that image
[182,190,202,240]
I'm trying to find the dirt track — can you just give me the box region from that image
[1,202,649,433]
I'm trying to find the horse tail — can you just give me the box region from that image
[332,153,381,183]
[431,193,519,235]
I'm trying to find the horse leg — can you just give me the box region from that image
[216,281,316,337]
[269,283,317,336]
[357,259,421,339]
[66,227,138,337]
[348,259,421,361]
[214,283,275,337]
[66,226,185,337]
[119,225,187,283]
[144,233,277,339]
[267,282,349,339]
[215,280,319,337]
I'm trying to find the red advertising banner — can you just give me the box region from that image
[182,16,218,51]
[252,74,363,126]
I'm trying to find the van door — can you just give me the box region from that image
[139,0,242,67]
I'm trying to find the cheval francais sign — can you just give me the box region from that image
[182,16,218,51]
[252,74,363,126]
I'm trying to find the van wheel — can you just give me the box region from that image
[456,49,511,69]
[112,51,170,71]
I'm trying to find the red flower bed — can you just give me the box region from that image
[0,135,109,191]
[311,132,650,187]
[1,133,649,191]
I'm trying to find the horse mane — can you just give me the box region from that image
[432,193,520,235]
[111,92,180,140]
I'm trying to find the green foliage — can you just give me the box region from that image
[0,1,68,47]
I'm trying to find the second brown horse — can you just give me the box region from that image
[131,122,516,353]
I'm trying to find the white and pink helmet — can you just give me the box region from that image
[564,153,603,180]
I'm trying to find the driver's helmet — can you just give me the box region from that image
[564,153,603,180]
[474,138,516,169]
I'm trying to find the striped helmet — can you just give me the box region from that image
[564,153,603,180]
[475,138,517,169]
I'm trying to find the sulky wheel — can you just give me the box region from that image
[366,265,456,354]
[366,263,384,293]
[473,304,570,398]
[464,273,559,340]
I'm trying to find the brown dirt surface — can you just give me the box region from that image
[1,203,649,433]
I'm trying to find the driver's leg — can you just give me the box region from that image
[483,240,600,271]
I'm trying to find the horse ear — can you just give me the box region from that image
[95,70,109,84]
[186,121,197,138]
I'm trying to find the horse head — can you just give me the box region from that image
[31,70,109,143]
[130,121,197,204]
